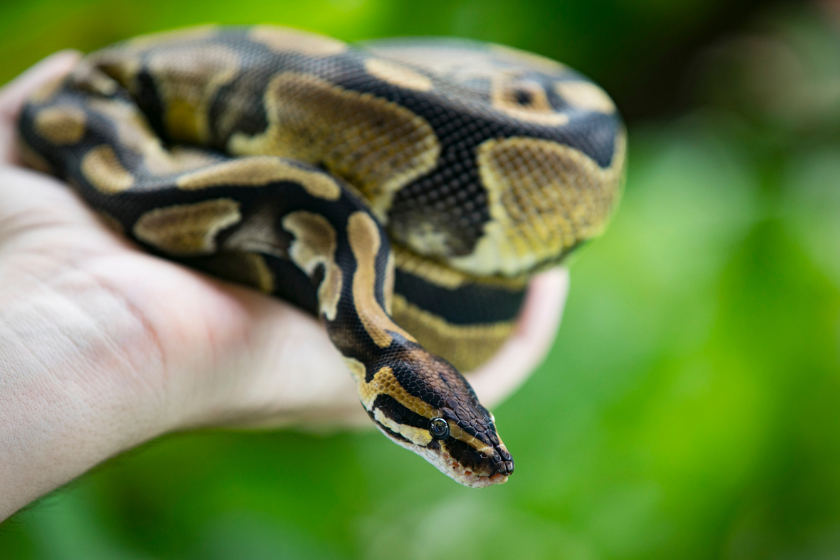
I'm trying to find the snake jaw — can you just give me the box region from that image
[376,424,512,488]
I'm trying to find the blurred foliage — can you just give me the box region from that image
[3,0,840,558]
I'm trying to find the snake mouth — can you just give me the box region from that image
[376,424,513,488]
[445,458,510,488]
[425,444,512,488]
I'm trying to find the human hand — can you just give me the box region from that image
[0,52,568,520]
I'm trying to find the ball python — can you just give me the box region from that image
[16,25,625,488]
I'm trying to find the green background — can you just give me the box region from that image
[3,0,840,558]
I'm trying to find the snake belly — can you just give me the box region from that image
[16,25,625,488]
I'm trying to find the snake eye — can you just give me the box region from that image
[429,417,449,440]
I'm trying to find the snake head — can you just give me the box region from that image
[355,345,514,488]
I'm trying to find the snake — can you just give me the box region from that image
[16,25,625,488]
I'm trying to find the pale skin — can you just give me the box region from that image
[0,52,569,521]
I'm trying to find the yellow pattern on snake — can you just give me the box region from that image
[17,26,625,487]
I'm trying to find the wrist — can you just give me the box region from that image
[0,250,175,520]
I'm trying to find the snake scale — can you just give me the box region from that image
[16,25,625,487]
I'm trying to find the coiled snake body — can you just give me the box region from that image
[17,26,624,487]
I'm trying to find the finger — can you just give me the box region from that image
[467,267,569,408]
[0,50,81,165]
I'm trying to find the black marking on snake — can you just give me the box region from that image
[394,269,526,325]
[132,68,167,142]
[372,394,430,430]
[514,89,532,105]
[365,407,412,444]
